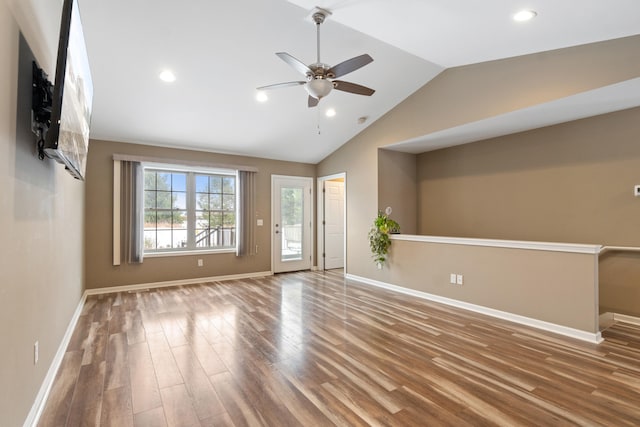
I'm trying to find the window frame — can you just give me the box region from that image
[142,162,238,257]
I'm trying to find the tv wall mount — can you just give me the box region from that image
[31,61,53,160]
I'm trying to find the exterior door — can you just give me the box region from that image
[323,180,345,269]
[272,175,312,273]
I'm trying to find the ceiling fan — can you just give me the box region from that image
[257,8,375,108]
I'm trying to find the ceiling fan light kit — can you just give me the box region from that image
[257,7,375,108]
[305,78,333,99]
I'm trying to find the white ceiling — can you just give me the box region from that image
[289,0,640,67]
[74,0,640,163]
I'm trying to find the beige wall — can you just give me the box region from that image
[378,149,417,234]
[417,107,640,317]
[318,36,640,323]
[84,139,316,290]
[319,35,640,275]
[318,132,379,276]
[1,8,85,426]
[387,240,599,333]
[417,107,640,243]
[599,252,640,316]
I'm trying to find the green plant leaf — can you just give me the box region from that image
[368,211,400,266]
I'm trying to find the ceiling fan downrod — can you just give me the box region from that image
[313,11,326,65]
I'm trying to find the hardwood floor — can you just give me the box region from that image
[38,270,640,426]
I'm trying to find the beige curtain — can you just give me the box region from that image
[121,161,144,263]
[236,170,257,256]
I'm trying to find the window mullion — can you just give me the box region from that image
[187,172,196,249]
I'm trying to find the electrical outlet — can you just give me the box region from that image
[450,273,457,284]
[197,259,203,267]
[456,274,464,285]
[34,341,39,365]
[635,185,640,197]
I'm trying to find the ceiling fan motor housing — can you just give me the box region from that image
[308,63,335,80]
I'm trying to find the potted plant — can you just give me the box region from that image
[368,207,400,268]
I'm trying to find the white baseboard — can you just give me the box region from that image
[599,312,616,330]
[25,293,87,427]
[599,312,640,330]
[346,273,603,344]
[26,270,272,426]
[85,270,273,295]
[613,313,640,326]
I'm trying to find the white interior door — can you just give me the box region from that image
[324,180,345,269]
[272,176,312,273]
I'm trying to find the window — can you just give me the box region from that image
[143,166,236,253]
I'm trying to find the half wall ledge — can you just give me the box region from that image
[355,234,602,343]
[391,234,601,254]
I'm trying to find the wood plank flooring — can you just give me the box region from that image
[37,270,640,426]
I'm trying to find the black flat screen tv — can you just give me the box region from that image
[44,0,93,180]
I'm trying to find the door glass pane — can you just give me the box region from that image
[281,187,303,261]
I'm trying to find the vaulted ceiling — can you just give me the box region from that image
[14,0,640,163]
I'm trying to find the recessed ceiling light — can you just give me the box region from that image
[513,10,537,22]
[256,91,268,103]
[159,70,176,83]
[325,108,336,117]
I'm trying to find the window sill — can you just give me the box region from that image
[144,248,236,258]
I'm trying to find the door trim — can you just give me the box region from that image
[317,172,346,272]
[271,175,314,273]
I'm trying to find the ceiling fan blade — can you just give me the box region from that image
[256,81,305,90]
[308,95,319,108]
[276,52,313,76]
[333,80,375,96]
[328,54,373,78]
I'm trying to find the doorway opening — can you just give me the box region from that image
[317,173,346,272]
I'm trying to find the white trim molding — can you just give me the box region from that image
[612,313,640,326]
[316,172,347,272]
[346,273,603,344]
[112,153,258,172]
[599,245,640,255]
[392,234,602,254]
[25,294,87,427]
[27,269,273,426]
[86,271,273,296]
[599,312,616,330]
